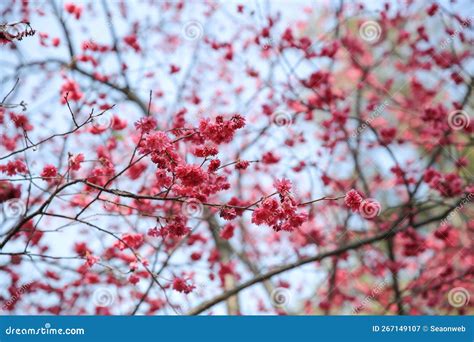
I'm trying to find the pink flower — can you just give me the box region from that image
[252,198,279,226]
[163,216,190,237]
[218,262,236,285]
[199,114,245,144]
[11,113,33,130]
[274,178,292,194]
[127,162,147,180]
[41,165,58,180]
[134,117,157,133]
[251,195,307,232]
[208,159,221,172]
[117,233,144,250]
[344,189,363,212]
[129,274,140,285]
[147,227,160,237]
[380,127,397,144]
[74,242,90,256]
[423,168,440,184]
[139,131,171,154]
[111,116,127,130]
[169,64,180,74]
[172,277,195,294]
[436,173,463,197]
[0,159,27,176]
[220,223,235,240]
[124,34,141,52]
[176,164,207,187]
[190,252,202,261]
[235,160,250,170]
[227,197,246,216]
[85,254,99,267]
[262,152,280,164]
[64,3,82,19]
[60,78,83,103]
[69,153,84,171]
[194,145,218,157]
[427,3,438,16]
[219,207,237,221]
[424,169,463,197]
[0,181,21,202]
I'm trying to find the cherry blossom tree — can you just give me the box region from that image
[0,0,472,315]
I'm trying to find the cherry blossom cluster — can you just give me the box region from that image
[0,0,472,316]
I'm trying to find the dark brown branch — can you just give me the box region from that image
[186,203,461,315]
